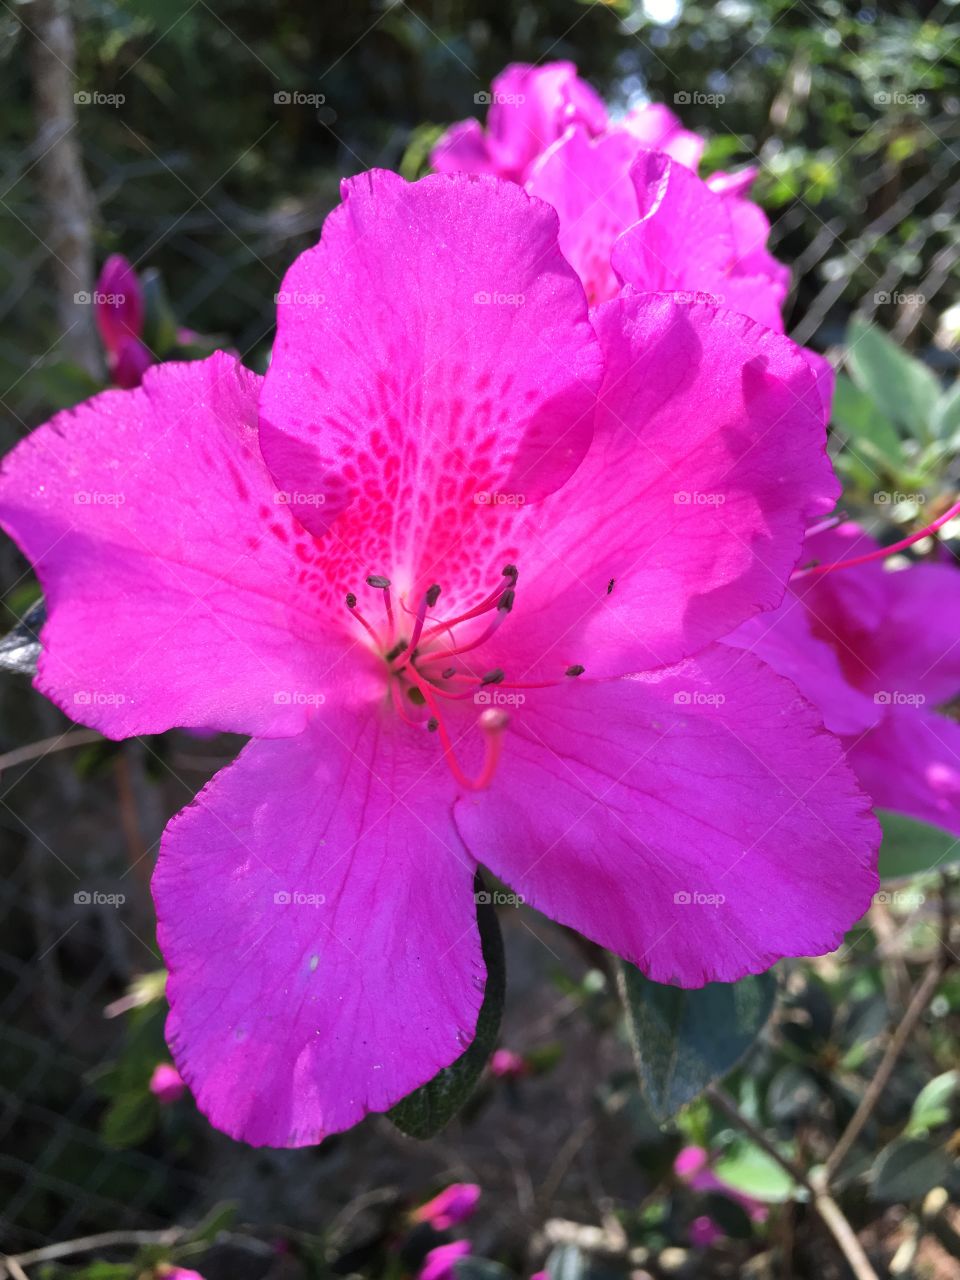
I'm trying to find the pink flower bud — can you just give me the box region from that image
[94,255,144,358]
[411,1182,480,1231]
[149,1062,186,1105]
[489,1048,528,1079]
[419,1240,471,1280]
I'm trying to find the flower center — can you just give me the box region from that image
[345,565,584,789]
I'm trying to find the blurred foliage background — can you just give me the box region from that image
[2,2,960,1278]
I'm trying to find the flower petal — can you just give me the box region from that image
[154,702,483,1146]
[500,293,835,678]
[259,169,603,541]
[455,647,879,986]
[0,352,347,737]
[848,704,960,838]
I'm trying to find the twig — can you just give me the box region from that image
[0,729,102,774]
[1,1228,185,1275]
[2,1258,29,1280]
[706,1087,880,1280]
[824,958,945,1184]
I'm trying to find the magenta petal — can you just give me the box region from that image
[154,706,483,1147]
[612,151,788,332]
[848,705,960,839]
[499,293,835,677]
[526,126,643,305]
[0,352,348,737]
[727,598,879,735]
[259,169,602,538]
[455,649,879,986]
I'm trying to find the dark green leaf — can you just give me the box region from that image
[617,962,777,1123]
[701,1191,753,1239]
[100,1090,158,1149]
[0,598,45,675]
[388,881,504,1138]
[877,808,960,880]
[870,1136,955,1202]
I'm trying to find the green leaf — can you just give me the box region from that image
[932,379,960,444]
[831,372,905,467]
[713,1141,801,1204]
[100,1090,158,1149]
[0,597,45,675]
[870,1136,955,1202]
[845,317,941,441]
[906,1070,959,1137]
[388,881,504,1138]
[877,808,960,880]
[616,962,777,1123]
[140,267,180,358]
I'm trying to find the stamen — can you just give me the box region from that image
[796,499,960,579]
[565,664,585,677]
[367,573,395,636]
[418,565,519,646]
[406,583,441,657]
[346,592,380,646]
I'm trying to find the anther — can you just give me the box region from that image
[607,578,615,595]
[565,664,585,677]
[385,639,408,663]
[366,574,391,589]
[442,667,457,680]
[425,583,442,607]
[481,668,504,686]
[346,592,357,608]
[426,717,439,732]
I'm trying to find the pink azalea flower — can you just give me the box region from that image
[489,1048,528,1079]
[149,1061,187,1104]
[412,1183,481,1231]
[0,169,878,1147]
[729,521,960,836]
[419,1240,471,1280]
[527,133,787,314]
[94,254,152,389]
[431,61,608,184]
